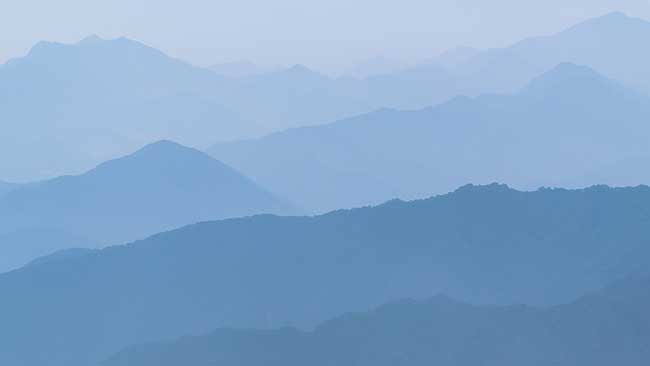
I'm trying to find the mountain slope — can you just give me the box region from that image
[2,184,650,365]
[0,36,246,181]
[454,12,650,93]
[5,13,650,181]
[0,228,92,274]
[208,63,650,212]
[103,276,650,366]
[0,140,293,246]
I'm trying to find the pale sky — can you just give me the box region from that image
[2,0,650,72]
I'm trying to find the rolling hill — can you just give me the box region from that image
[209,63,650,212]
[1,184,650,365]
[103,275,650,366]
[0,140,293,250]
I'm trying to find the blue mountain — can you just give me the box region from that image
[209,63,650,212]
[0,140,293,261]
[452,12,650,93]
[103,275,650,366]
[0,36,245,181]
[2,184,650,365]
[0,228,91,274]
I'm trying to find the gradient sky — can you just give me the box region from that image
[2,0,650,72]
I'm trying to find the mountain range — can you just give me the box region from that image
[2,184,650,365]
[0,229,92,274]
[103,275,650,366]
[0,140,292,272]
[209,61,282,78]
[209,62,650,212]
[3,12,650,182]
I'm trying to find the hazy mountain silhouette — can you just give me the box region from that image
[2,184,650,365]
[5,12,650,181]
[0,140,293,247]
[0,36,247,181]
[431,46,481,70]
[451,12,650,94]
[0,228,92,274]
[103,276,650,366]
[209,61,281,78]
[343,56,406,78]
[0,35,222,105]
[209,63,650,212]
[218,64,376,129]
[26,248,97,268]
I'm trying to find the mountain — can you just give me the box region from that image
[0,228,92,274]
[6,13,650,181]
[208,63,650,212]
[0,36,246,181]
[343,56,406,78]
[2,184,650,365]
[453,12,650,93]
[25,248,97,268]
[103,276,650,366]
[209,61,281,78]
[0,34,223,105]
[0,140,293,246]
[431,46,481,70]
[217,64,376,129]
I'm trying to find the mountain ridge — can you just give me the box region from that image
[2,183,650,365]
[102,274,650,366]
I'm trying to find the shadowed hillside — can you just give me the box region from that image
[2,184,650,365]
[0,140,294,261]
[103,275,650,366]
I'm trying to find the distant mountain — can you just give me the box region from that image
[103,276,650,366]
[0,35,223,105]
[2,184,650,365]
[453,12,650,93]
[209,63,650,212]
[6,13,650,181]
[431,46,481,70]
[218,64,376,129]
[0,140,293,246]
[342,56,406,78]
[26,248,97,268]
[0,36,247,181]
[209,61,281,78]
[0,228,92,274]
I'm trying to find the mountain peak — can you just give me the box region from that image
[287,64,316,75]
[522,63,618,96]
[569,10,647,32]
[127,140,206,161]
[598,11,631,21]
[77,34,105,46]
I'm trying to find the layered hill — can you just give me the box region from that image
[0,36,242,180]
[0,140,292,250]
[5,13,650,181]
[0,228,91,274]
[209,63,650,212]
[103,276,650,366]
[2,184,650,365]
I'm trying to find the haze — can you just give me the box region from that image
[2,0,650,73]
